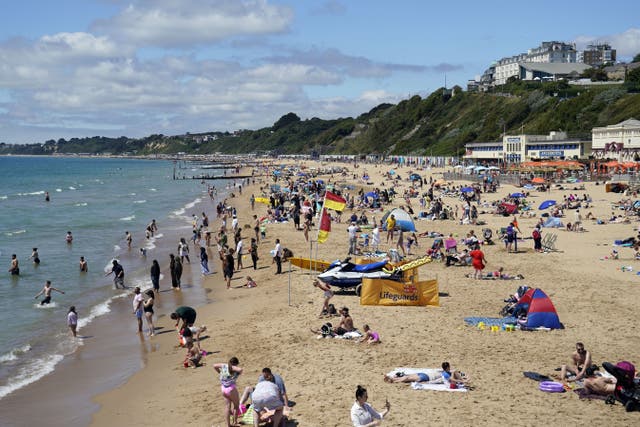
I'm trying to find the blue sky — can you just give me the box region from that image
[1,0,639,144]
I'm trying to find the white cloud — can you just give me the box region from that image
[92,0,293,48]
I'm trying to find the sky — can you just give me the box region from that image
[1,0,639,144]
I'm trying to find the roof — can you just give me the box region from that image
[519,62,592,74]
[592,118,640,132]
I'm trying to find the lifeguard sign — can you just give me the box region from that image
[360,278,439,307]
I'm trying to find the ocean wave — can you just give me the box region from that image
[172,208,186,216]
[16,191,45,196]
[128,193,136,196]
[75,202,88,207]
[113,244,121,252]
[55,188,62,192]
[34,302,59,309]
[77,300,112,329]
[149,188,157,191]
[0,195,7,200]
[119,215,135,221]
[68,186,76,190]
[5,229,27,236]
[0,353,64,399]
[143,241,156,250]
[184,198,202,210]
[133,200,146,204]
[0,344,32,363]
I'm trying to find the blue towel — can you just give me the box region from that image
[464,316,517,326]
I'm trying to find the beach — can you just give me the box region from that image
[6,157,640,426]
[86,159,640,426]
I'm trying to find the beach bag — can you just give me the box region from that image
[320,323,333,337]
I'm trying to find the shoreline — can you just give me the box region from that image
[7,158,640,426]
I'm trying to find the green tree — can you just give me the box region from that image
[272,112,300,131]
[633,53,640,63]
[627,66,640,84]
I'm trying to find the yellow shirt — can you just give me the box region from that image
[386,217,396,230]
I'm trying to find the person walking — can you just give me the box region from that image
[169,254,179,288]
[150,259,160,291]
[105,260,125,289]
[249,237,259,270]
[236,238,244,270]
[67,306,78,337]
[273,238,283,274]
[200,247,210,275]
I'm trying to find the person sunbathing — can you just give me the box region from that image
[384,371,442,384]
[583,375,616,396]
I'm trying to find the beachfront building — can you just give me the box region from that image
[518,62,592,82]
[578,43,616,67]
[591,119,640,160]
[492,41,578,86]
[464,131,591,164]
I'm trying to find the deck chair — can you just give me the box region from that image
[541,233,558,252]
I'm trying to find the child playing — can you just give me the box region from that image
[183,339,202,368]
[360,324,381,344]
[245,276,257,288]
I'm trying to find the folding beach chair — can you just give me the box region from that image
[541,233,558,252]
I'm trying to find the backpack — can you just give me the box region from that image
[532,229,540,240]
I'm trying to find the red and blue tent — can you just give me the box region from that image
[519,288,562,329]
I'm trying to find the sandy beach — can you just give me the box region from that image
[88,159,640,426]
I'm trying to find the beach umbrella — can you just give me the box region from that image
[460,187,474,193]
[538,200,557,210]
[510,192,525,198]
[409,173,421,181]
[474,166,487,171]
[364,191,379,199]
[453,165,464,169]
[487,166,500,170]
[532,177,545,184]
[296,171,307,176]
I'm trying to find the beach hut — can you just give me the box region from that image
[518,288,562,329]
[381,208,416,232]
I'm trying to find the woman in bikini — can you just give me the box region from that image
[214,357,243,427]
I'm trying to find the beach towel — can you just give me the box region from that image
[463,316,517,327]
[523,371,551,382]
[386,368,468,392]
[336,331,362,340]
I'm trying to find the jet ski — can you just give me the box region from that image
[317,257,394,294]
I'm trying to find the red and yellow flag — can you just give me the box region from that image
[317,208,331,243]
[324,191,346,212]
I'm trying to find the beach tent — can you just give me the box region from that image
[510,192,525,198]
[381,208,416,232]
[364,191,379,199]
[542,217,563,228]
[460,187,474,193]
[518,288,562,329]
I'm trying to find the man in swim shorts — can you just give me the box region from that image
[34,280,65,305]
[559,342,592,383]
[132,287,144,332]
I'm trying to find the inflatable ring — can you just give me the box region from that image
[539,381,565,393]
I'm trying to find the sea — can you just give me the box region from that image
[0,156,231,424]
